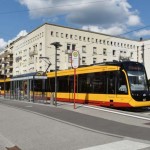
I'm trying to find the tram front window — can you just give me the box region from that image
[128,71,148,91]
[124,62,148,92]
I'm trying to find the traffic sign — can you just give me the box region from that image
[72,51,79,68]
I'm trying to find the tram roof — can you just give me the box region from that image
[47,61,142,77]
[11,71,47,81]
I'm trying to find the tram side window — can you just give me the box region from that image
[69,76,74,92]
[50,78,55,92]
[85,73,106,94]
[92,72,106,94]
[34,80,42,92]
[107,71,116,94]
[78,74,87,93]
[117,71,128,94]
[58,76,69,92]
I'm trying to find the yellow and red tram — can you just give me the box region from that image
[1,61,150,108]
[47,61,150,107]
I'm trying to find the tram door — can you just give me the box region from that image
[107,71,117,107]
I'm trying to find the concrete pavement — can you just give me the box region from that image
[0,98,150,150]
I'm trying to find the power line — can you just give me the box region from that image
[0,0,110,15]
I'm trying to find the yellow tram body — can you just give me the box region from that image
[47,62,150,108]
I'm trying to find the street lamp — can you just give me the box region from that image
[50,42,62,106]
[39,56,51,103]
[141,44,145,66]
[2,62,7,98]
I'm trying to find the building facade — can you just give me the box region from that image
[1,23,150,78]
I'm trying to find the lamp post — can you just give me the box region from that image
[141,44,145,66]
[39,56,51,102]
[50,42,62,106]
[2,62,7,98]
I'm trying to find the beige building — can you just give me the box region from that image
[1,23,150,78]
[0,42,13,78]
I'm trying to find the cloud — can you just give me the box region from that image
[82,25,126,36]
[0,30,28,51]
[133,29,150,37]
[127,15,141,26]
[18,0,142,35]
[0,38,7,50]
[8,30,28,44]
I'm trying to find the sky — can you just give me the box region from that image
[0,0,150,50]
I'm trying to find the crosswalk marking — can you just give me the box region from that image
[79,140,150,150]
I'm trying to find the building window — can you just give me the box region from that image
[83,37,86,41]
[79,36,82,41]
[66,34,68,39]
[130,52,133,58]
[92,38,94,43]
[72,44,76,51]
[103,48,107,55]
[93,58,96,64]
[82,57,86,64]
[113,50,116,56]
[141,53,143,60]
[39,43,42,51]
[56,32,59,37]
[93,47,97,54]
[103,59,107,62]
[67,44,71,50]
[82,46,86,53]
[51,31,54,36]
[33,45,37,51]
[61,33,63,38]
[75,35,77,40]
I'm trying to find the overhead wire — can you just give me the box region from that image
[0,0,150,58]
[0,0,110,15]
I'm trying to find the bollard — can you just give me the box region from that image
[50,92,54,105]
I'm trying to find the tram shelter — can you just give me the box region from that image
[10,71,47,102]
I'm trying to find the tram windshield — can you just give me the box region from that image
[123,62,148,92]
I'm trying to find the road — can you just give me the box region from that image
[0,98,150,150]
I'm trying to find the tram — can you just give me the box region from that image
[1,61,150,108]
[47,61,150,107]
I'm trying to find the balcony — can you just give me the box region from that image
[65,49,72,54]
[6,58,13,62]
[29,50,38,56]
[29,59,34,64]
[6,65,13,69]
[16,56,22,62]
